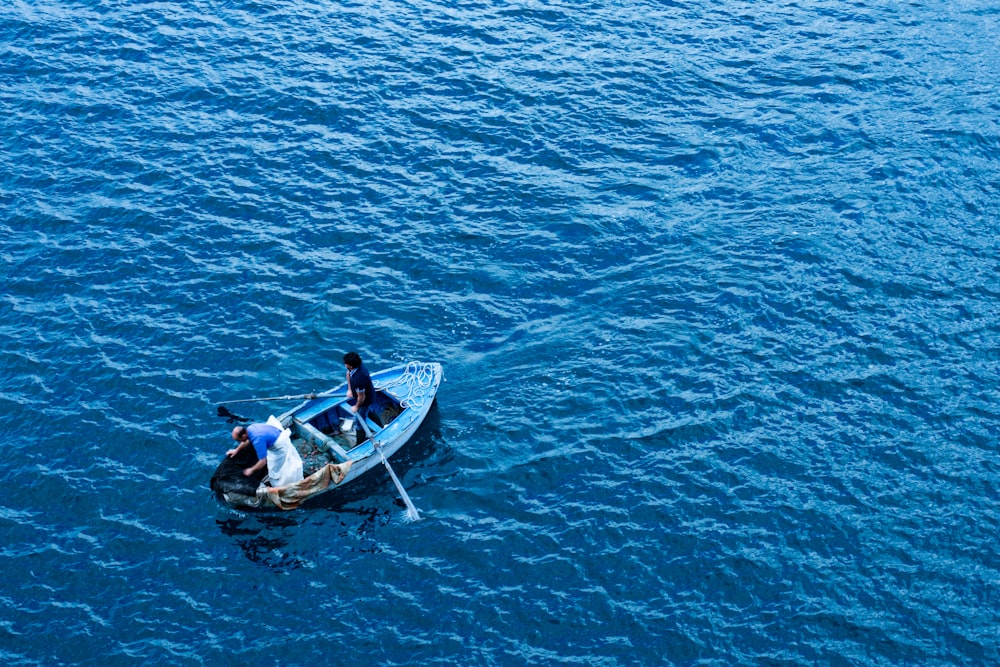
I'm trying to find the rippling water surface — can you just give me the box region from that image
[2,1,999,665]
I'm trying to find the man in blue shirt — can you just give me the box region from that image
[227,422,280,477]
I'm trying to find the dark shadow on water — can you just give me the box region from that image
[216,513,307,570]
[215,503,397,568]
[216,405,251,423]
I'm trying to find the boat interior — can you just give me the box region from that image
[288,390,403,472]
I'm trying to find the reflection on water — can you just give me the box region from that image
[216,505,395,566]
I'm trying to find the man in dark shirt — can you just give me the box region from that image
[343,351,375,420]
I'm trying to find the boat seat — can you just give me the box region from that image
[294,418,351,463]
[294,395,348,424]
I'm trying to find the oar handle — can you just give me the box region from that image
[353,408,377,439]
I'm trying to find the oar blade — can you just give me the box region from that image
[379,448,421,521]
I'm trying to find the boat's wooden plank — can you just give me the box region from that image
[294,418,351,462]
[294,395,348,423]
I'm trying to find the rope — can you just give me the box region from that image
[374,361,436,409]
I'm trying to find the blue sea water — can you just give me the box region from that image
[2,0,999,664]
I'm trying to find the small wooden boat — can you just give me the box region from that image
[211,361,442,510]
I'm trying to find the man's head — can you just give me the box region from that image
[343,351,362,370]
[232,426,248,442]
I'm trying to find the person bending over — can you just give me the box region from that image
[227,423,279,477]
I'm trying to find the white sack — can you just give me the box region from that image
[265,415,304,487]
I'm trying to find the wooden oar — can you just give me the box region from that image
[355,408,421,521]
[217,392,335,405]
[377,444,421,521]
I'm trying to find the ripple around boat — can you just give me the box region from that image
[210,361,442,510]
